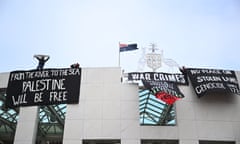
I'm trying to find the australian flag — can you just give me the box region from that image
[119,43,138,52]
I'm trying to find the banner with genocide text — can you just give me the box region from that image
[185,68,240,97]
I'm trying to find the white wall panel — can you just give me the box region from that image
[1,68,240,144]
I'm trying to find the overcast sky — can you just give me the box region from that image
[1,0,240,73]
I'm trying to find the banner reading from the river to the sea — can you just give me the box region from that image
[6,68,81,108]
[185,68,240,97]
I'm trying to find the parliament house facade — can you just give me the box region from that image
[0,67,240,144]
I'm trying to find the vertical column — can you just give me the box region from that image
[120,84,141,144]
[14,107,39,144]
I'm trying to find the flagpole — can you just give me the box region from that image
[118,42,120,67]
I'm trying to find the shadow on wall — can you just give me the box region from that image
[197,92,238,104]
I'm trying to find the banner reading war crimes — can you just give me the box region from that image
[127,72,188,85]
[185,68,240,97]
[6,68,81,108]
[127,72,186,104]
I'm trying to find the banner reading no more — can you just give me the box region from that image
[6,68,81,108]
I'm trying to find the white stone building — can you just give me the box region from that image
[0,67,240,144]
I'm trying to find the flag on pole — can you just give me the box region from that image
[119,43,138,52]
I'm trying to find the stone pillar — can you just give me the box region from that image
[14,107,39,144]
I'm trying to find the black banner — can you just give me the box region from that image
[142,80,184,98]
[185,68,240,97]
[127,72,188,85]
[6,68,81,108]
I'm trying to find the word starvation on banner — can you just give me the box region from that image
[127,72,188,85]
[6,68,81,108]
[185,68,240,97]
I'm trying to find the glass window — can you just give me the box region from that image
[83,139,120,144]
[36,104,67,144]
[141,139,178,144]
[199,140,235,144]
[0,88,19,144]
[139,88,176,126]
